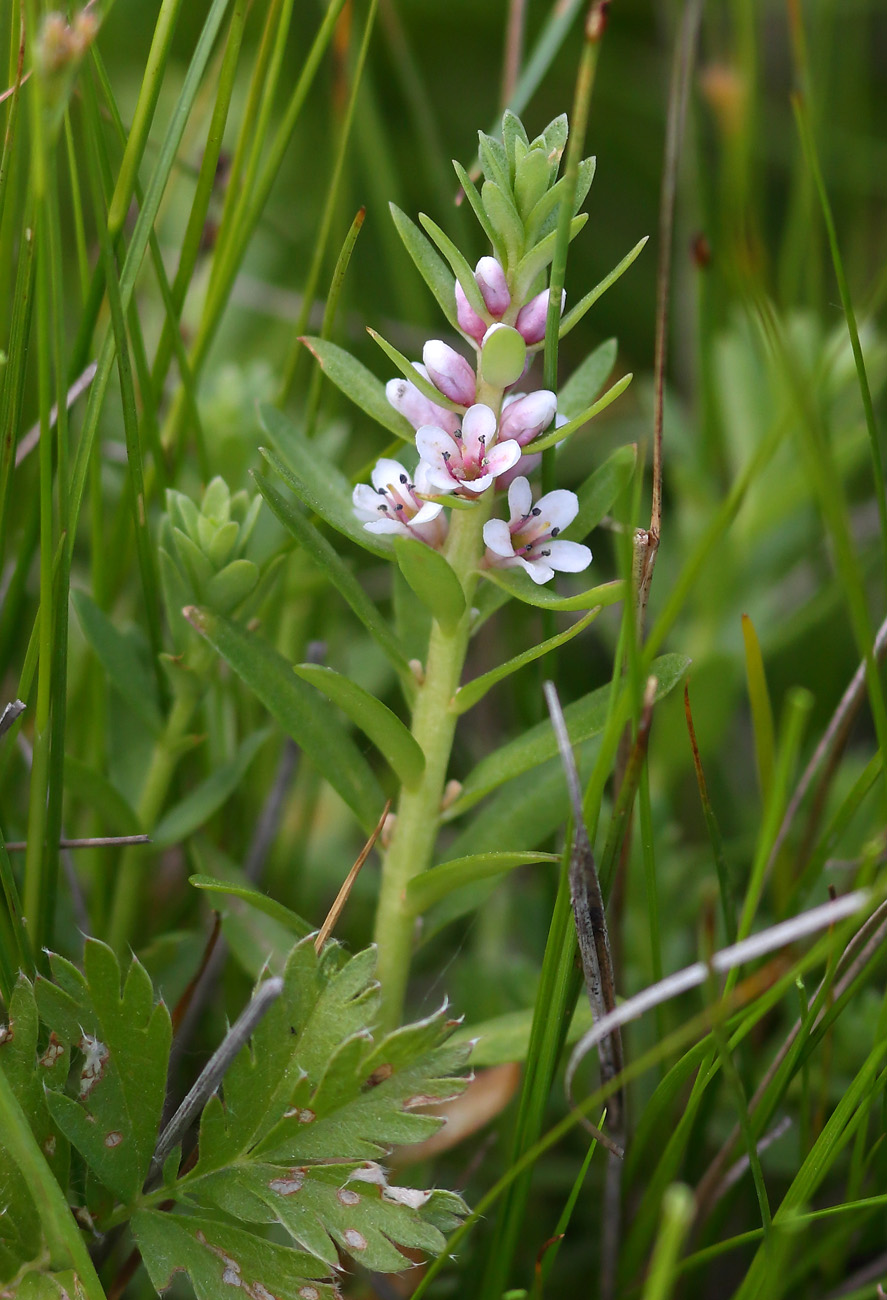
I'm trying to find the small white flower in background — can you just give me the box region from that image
[416,404,521,497]
[386,367,461,435]
[353,458,447,547]
[483,476,591,585]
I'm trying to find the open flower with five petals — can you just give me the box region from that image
[483,476,591,584]
[352,458,447,546]
[416,404,521,497]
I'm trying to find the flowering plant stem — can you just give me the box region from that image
[373,501,491,1030]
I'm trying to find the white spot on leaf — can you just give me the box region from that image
[104,1131,123,1148]
[383,1185,432,1209]
[337,1188,360,1207]
[78,1033,109,1097]
[39,1032,64,1067]
[343,1228,367,1251]
[269,1168,305,1196]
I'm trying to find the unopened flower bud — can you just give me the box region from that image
[480,324,527,389]
[475,257,511,316]
[499,390,557,445]
[386,370,460,435]
[515,288,566,345]
[423,340,477,406]
[455,280,487,342]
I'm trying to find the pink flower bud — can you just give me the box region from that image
[423,340,477,406]
[475,257,511,316]
[386,371,460,436]
[455,280,487,342]
[515,288,566,345]
[499,390,557,445]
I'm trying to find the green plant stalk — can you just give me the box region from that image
[107,689,201,953]
[0,1061,108,1297]
[373,503,490,1029]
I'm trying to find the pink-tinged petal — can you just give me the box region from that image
[515,289,566,346]
[460,403,498,461]
[476,256,510,315]
[416,424,459,467]
[411,500,444,525]
[516,555,555,584]
[413,459,439,496]
[507,476,533,523]
[483,518,516,558]
[461,472,494,495]
[352,483,382,520]
[499,390,558,445]
[423,340,477,406]
[371,458,411,493]
[365,517,412,537]
[455,280,487,342]
[386,376,460,435]
[484,439,522,476]
[545,540,592,573]
[534,488,580,533]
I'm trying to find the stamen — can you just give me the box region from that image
[399,473,409,484]
[442,451,451,462]
[377,504,388,512]
[551,527,560,537]
[531,507,541,517]
[540,548,551,557]
[478,434,486,446]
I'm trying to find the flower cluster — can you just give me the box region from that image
[351,112,599,588]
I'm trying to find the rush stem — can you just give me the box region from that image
[373,500,491,1030]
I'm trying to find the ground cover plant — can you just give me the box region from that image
[1,1,887,1297]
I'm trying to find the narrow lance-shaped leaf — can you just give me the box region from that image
[407,851,560,915]
[417,213,490,319]
[557,338,617,418]
[566,444,638,541]
[527,373,634,454]
[184,607,384,833]
[452,608,603,715]
[560,236,649,339]
[71,590,161,735]
[480,570,624,613]
[151,728,271,848]
[293,663,425,790]
[393,537,466,633]
[367,329,463,413]
[298,338,415,441]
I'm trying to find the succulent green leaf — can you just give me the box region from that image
[151,728,271,848]
[481,180,524,269]
[480,325,527,388]
[515,145,551,218]
[527,373,634,453]
[293,663,425,789]
[158,545,192,656]
[189,875,313,938]
[389,204,459,331]
[393,537,466,633]
[134,1211,339,1300]
[254,470,411,675]
[452,609,602,714]
[514,213,588,295]
[172,526,215,592]
[407,850,560,914]
[502,109,530,175]
[203,558,259,613]
[524,157,596,245]
[37,941,171,1204]
[257,438,392,561]
[71,590,161,735]
[451,159,502,256]
[480,571,624,612]
[558,338,618,418]
[477,130,512,192]
[567,444,639,541]
[298,337,415,440]
[183,607,384,833]
[445,654,691,818]
[560,236,648,339]
[367,328,463,412]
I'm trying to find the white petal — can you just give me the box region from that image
[534,488,579,533]
[461,403,497,457]
[371,458,410,492]
[546,540,592,573]
[413,459,438,495]
[411,500,443,524]
[416,424,459,468]
[483,518,516,558]
[365,518,411,536]
[484,439,522,476]
[516,555,555,584]
[352,483,382,520]
[507,476,532,523]
[461,472,494,494]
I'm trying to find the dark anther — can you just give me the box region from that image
[442,451,451,462]
[551,527,560,537]
[377,503,388,512]
[540,548,551,557]
[399,473,409,484]
[376,486,387,495]
[395,503,404,511]
[531,507,541,517]
[478,435,486,445]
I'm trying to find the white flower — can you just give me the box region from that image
[483,476,591,584]
[416,404,521,497]
[352,458,447,547]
